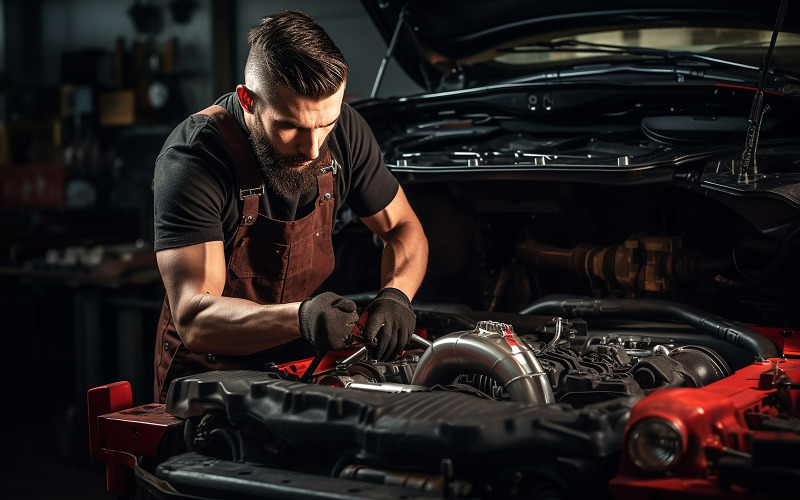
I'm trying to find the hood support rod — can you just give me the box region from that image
[739,0,788,184]
[370,4,408,98]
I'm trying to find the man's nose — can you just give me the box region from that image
[299,128,324,160]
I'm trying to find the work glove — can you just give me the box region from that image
[362,287,416,361]
[298,292,360,353]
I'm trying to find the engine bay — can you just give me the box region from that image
[153,308,791,499]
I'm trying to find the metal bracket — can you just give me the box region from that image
[239,185,264,199]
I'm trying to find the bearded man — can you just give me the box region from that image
[152,10,427,403]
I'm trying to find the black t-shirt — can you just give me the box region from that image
[153,92,399,257]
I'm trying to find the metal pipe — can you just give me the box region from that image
[410,321,555,404]
[344,381,428,393]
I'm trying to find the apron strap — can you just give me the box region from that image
[194,105,261,226]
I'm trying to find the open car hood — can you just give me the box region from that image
[360,0,800,91]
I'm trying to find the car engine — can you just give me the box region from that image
[305,316,739,406]
[160,299,777,499]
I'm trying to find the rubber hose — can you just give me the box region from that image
[520,294,778,359]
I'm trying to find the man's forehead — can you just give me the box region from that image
[268,84,345,125]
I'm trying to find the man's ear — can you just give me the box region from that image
[237,85,254,114]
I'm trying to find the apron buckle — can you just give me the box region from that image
[239,185,264,199]
[320,159,339,175]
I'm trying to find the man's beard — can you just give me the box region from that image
[250,123,330,197]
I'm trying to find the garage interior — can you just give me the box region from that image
[0,1,419,498]
[3,1,799,499]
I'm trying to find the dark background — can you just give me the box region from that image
[0,1,420,498]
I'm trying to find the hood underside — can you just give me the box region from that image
[361,0,800,90]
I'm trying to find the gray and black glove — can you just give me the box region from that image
[298,292,359,353]
[362,287,416,361]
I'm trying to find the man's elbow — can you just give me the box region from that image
[173,294,211,351]
[174,318,206,352]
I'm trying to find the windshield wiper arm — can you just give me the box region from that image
[500,62,748,85]
[505,40,760,73]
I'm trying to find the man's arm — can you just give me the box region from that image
[360,185,428,299]
[156,241,302,355]
[358,185,428,360]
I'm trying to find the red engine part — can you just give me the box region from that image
[609,356,800,499]
[750,326,800,357]
[87,382,182,497]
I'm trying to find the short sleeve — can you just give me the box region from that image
[152,116,233,252]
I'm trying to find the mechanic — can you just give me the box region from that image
[151,10,428,403]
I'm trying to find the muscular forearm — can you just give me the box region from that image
[157,242,304,356]
[378,219,428,300]
[176,294,302,355]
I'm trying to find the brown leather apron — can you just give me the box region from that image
[153,105,336,402]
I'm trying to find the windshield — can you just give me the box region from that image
[494,27,800,65]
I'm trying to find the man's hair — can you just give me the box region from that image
[244,10,349,104]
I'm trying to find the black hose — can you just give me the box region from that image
[520,294,778,359]
[209,427,241,462]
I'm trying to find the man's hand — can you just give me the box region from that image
[362,287,416,361]
[298,292,360,353]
